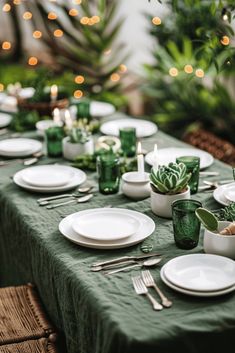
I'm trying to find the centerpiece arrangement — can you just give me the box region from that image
[150,162,191,218]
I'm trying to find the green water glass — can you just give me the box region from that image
[119,127,136,157]
[172,199,202,250]
[176,156,200,194]
[45,126,64,157]
[97,154,120,194]
[75,100,91,120]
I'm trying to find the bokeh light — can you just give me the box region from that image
[33,31,42,39]
[23,12,32,20]
[2,41,11,50]
[2,4,11,12]
[184,64,193,74]
[169,67,179,77]
[69,9,79,16]
[0,83,4,92]
[119,64,127,73]
[28,57,38,66]
[74,75,85,84]
[54,29,63,38]
[221,36,230,46]
[152,17,161,25]
[195,68,204,78]
[110,73,120,82]
[74,90,83,99]
[48,12,57,20]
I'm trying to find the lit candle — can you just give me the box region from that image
[137,141,145,179]
[53,108,61,123]
[65,109,73,129]
[50,84,58,103]
[153,143,158,171]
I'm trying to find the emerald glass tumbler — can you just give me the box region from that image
[119,127,136,157]
[172,199,202,250]
[176,156,200,194]
[45,126,64,157]
[97,154,120,194]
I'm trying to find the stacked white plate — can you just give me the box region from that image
[0,138,42,157]
[160,254,235,297]
[100,118,158,138]
[145,147,214,170]
[13,165,86,193]
[0,112,12,128]
[213,182,235,206]
[59,208,155,249]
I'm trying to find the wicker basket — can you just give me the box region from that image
[17,98,69,116]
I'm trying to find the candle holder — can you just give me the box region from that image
[45,126,64,157]
[97,154,120,194]
[119,127,136,157]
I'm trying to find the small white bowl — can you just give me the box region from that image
[204,221,235,259]
[121,172,150,200]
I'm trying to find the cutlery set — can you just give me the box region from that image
[0,151,44,167]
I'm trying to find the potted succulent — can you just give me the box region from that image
[63,126,94,161]
[150,162,191,218]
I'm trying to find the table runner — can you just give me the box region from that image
[0,128,235,353]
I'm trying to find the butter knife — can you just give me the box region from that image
[91,252,161,268]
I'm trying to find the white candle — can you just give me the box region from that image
[53,108,61,123]
[137,141,145,179]
[65,109,73,129]
[153,143,158,171]
[50,84,58,103]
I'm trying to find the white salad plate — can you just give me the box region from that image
[0,112,12,128]
[13,165,86,193]
[160,266,235,297]
[100,118,158,138]
[72,211,140,241]
[163,254,235,292]
[22,165,75,188]
[0,138,42,157]
[223,185,235,203]
[145,147,214,170]
[213,183,235,206]
[59,208,155,249]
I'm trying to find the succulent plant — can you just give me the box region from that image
[219,202,235,222]
[68,127,90,144]
[150,162,191,195]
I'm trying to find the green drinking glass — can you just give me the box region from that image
[172,199,202,250]
[45,126,64,157]
[119,127,136,157]
[97,154,120,194]
[176,156,200,194]
[75,100,91,121]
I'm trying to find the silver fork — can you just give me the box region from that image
[132,276,163,311]
[142,270,172,308]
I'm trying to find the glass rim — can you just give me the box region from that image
[172,198,202,212]
[176,155,200,162]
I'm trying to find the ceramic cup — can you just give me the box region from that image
[121,172,150,200]
[204,221,235,259]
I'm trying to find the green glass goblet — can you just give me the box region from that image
[97,154,120,194]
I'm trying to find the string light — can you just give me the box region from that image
[119,64,127,73]
[73,0,82,4]
[195,68,204,78]
[33,31,42,39]
[48,12,57,20]
[13,0,21,4]
[0,84,4,92]
[23,11,32,20]
[223,13,228,21]
[2,41,11,50]
[152,17,161,25]
[74,90,83,99]
[28,57,38,66]
[87,18,95,26]
[74,75,85,84]
[54,29,63,38]
[221,35,230,46]
[69,8,78,16]
[110,73,120,82]
[2,4,11,12]
[91,16,100,24]
[80,17,89,25]
[169,67,178,77]
[184,64,193,74]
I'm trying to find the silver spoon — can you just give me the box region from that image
[78,185,94,193]
[104,258,162,275]
[46,194,93,209]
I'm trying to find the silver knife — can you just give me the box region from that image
[91,252,161,268]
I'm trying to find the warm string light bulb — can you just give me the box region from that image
[74,90,83,99]
[184,64,193,74]
[110,73,120,82]
[80,15,100,25]
[169,67,178,77]
[13,0,21,4]
[48,12,57,20]
[28,57,38,66]
[74,75,85,84]
[33,31,42,39]
[221,35,230,46]
[195,68,204,78]
[2,4,11,12]
[0,83,4,92]
[2,41,11,50]
[69,8,79,16]
[119,64,127,73]
[23,11,32,20]
[54,29,63,38]
[152,17,161,25]
[73,0,82,4]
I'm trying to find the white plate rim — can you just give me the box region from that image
[0,138,42,157]
[90,101,115,117]
[163,254,235,292]
[59,208,155,249]
[160,266,235,297]
[22,165,75,188]
[100,118,158,138]
[213,183,235,206]
[71,210,140,241]
[13,165,86,193]
[145,147,214,170]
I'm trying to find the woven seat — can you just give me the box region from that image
[0,284,58,353]
[184,129,235,166]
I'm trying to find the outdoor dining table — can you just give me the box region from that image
[0,123,235,353]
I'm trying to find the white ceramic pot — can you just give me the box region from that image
[150,186,190,219]
[204,221,235,259]
[121,172,150,200]
[62,136,94,161]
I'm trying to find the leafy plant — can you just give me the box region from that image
[68,127,90,144]
[219,202,235,221]
[150,162,191,194]
[10,110,40,132]
[195,208,218,232]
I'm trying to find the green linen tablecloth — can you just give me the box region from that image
[0,127,235,353]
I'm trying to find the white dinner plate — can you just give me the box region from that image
[72,211,140,241]
[100,118,158,138]
[13,166,86,193]
[160,266,235,297]
[223,185,235,202]
[0,96,17,113]
[213,183,235,206]
[163,254,235,292]
[145,147,214,170]
[0,138,42,157]
[0,112,12,128]
[59,208,155,249]
[22,165,75,188]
